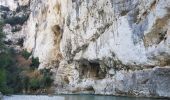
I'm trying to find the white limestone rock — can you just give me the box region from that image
[1,0,170,98]
[20,0,170,97]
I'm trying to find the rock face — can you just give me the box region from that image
[1,0,170,98]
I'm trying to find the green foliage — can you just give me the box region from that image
[0,69,6,86]
[4,16,29,26]
[21,50,31,59]
[0,20,5,49]
[0,20,13,94]
[29,78,41,90]
[20,75,29,88]
[0,20,5,28]
[0,55,53,94]
[0,54,42,94]
[0,69,6,80]
[0,5,10,11]
[30,57,40,70]
[0,86,13,94]
[0,53,15,94]
[0,19,24,94]
[0,20,53,94]
[0,20,19,94]
[0,53,12,68]
[40,69,53,87]
[27,69,53,91]
[0,20,6,93]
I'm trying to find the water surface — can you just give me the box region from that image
[4,95,64,100]
[4,95,169,100]
[62,95,168,100]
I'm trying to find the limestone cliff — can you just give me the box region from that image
[1,0,170,98]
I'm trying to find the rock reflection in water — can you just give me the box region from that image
[63,95,168,100]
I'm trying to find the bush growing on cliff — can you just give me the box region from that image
[0,51,31,94]
[0,20,14,94]
[0,5,10,11]
[29,78,41,90]
[4,16,29,26]
[0,21,53,94]
[0,69,7,93]
[21,50,31,59]
[40,69,53,87]
[0,21,7,94]
[0,20,5,49]
[0,20,27,94]
[0,49,23,94]
[30,57,40,70]
[19,68,53,93]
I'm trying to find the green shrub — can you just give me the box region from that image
[42,75,53,87]
[0,69,6,86]
[29,78,41,90]
[0,53,13,68]
[21,50,31,59]
[40,69,53,87]
[4,16,29,26]
[0,20,5,49]
[0,20,4,28]
[0,21,53,93]
[0,68,13,94]
[0,86,13,94]
[30,57,40,69]
[0,51,21,94]
[0,5,10,11]
[0,20,13,94]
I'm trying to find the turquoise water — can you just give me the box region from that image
[61,95,168,100]
[4,95,169,100]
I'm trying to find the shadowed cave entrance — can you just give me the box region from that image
[77,60,106,79]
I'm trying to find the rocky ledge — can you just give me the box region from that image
[55,65,170,98]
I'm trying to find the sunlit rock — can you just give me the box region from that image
[1,0,170,98]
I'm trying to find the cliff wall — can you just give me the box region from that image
[1,0,170,97]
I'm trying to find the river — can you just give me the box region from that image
[3,95,169,100]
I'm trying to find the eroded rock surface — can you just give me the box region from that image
[1,0,170,98]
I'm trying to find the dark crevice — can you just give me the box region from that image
[77,60,106,79]
[0,5,10,11]
[31,23,39,55]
